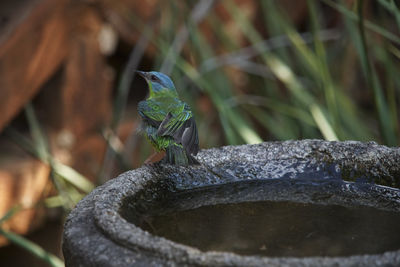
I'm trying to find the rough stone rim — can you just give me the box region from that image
[92,141,400,266]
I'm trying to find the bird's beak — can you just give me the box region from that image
[136,71,147,79]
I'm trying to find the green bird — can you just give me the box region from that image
[137,71,199,165]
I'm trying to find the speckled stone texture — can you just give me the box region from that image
[63,140,400,266]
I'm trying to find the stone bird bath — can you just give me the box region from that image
[63,140,400,266]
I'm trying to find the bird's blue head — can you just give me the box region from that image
[137,71,177,97]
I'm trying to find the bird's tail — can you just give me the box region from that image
[164,144,199,165]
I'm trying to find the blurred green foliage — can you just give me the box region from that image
[126,0,399,148]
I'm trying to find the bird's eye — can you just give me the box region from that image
[151,75,158,81]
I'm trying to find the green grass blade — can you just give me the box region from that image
[376,0,400,29]
[356,0,396,145]
[5,127,94,193]
[160,0,215,75]
[307,0,340,134]
[44,193,84,208]
[321,0,400,44]
[229,95,316,126]
[310,104,339,141]
[0,228,64,267]
[52,161,94,193]
[177,59,262,144]
[24,103,48,161]
[0,206,21,225]
[226,0,339,140]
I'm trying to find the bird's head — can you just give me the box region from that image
[137,71,177,97]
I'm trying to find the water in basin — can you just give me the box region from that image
[121,179,400,258]
[135,200,400,257]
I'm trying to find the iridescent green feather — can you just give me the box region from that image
[138,97,188,151]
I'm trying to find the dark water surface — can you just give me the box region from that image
[137,201,400,257]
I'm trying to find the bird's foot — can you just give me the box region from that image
[143,151,166,165]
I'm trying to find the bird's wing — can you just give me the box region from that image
[181,116,199,155]
[157,104,199,155]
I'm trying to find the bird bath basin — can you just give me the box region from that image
[122,184,400,258]
[63,140,400,266]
